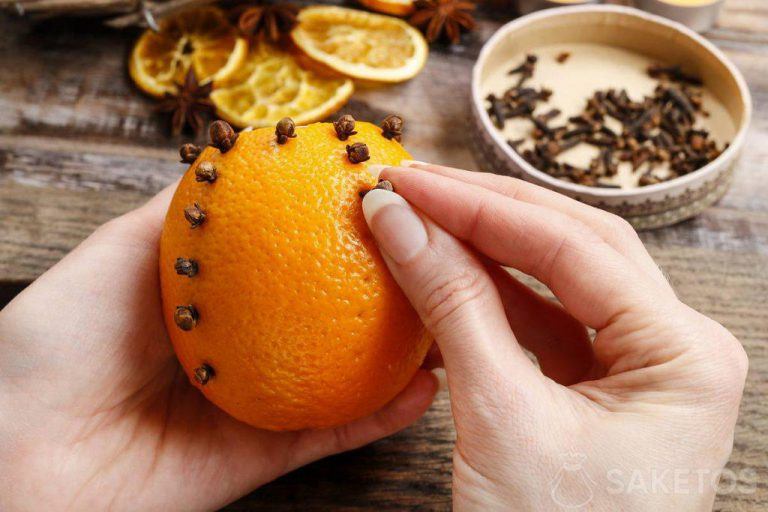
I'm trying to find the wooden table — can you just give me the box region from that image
[1,1,766,510]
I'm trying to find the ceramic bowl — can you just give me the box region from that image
[470,5,751,230]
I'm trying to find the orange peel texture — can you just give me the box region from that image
[160,120,431,431]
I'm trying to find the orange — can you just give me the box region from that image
[358,0,416,16]
[160,120,431,431]
[210,42,354,129]
[290,6,428,83]
[129,7,248,97]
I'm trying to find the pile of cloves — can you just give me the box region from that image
[486,55,728,188]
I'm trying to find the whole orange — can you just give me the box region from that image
[159,119,431,431]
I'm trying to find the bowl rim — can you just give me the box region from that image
[470,4,752,198]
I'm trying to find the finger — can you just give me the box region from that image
[289,369,439,467]
[135,179,179,224]
[419,264,599,384]
[486,263,598,385]
[360,187,547,400]
[86,180,179,249]
[394,161,670,289]
[378,167,675,330]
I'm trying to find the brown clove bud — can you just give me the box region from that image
[180,143,202,164]
[690,133,705,151]
[639,173,662,187]
[195,161,217,183]
[209,120,238,153]
[359,179,395,199]
[346,142,370,164]
[194,364,214,385]
[380,114,403,142]
[275,117,297,144]
[508,54,538,75]
[333,114,357,141]
[184,203,206,228]
[174,305,198,331]
[174,257,198,277]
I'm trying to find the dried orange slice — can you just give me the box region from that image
[358,0,416,16]
[291,6,428,83]
[129,7,248,97]
[210,42,353,128]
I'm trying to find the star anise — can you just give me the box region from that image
[237,2,299,43]
[409,0,476,44]
[155,69,214,136]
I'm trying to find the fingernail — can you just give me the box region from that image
[366,164,389,179]
[431,368,447,393]
[362,189,428,265]
[400,159,430,168]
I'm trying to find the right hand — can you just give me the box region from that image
[362,161,748,511]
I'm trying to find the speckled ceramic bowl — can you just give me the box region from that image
[470,5,751,230]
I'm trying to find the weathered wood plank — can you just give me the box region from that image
[715,0,768,40]
[0,1,766,510]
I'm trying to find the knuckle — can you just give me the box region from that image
[463,196,493,240]
[531,221,599,282]
[531,232,568,281]
[692,317,749,400]
[422,268,488,332]
[714,351,748,404]
[610,214,638,238]
[718,330,749,389]
[501,177,526,201]
[603,212,641,244]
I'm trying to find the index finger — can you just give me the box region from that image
[398,161,670,288]
[379,166,676,330]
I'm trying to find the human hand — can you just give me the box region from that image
[362,161,748,511]
[0,183,438,511]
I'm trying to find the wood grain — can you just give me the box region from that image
[0,1,766,510]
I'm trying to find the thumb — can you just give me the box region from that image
[361,185,544,403]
